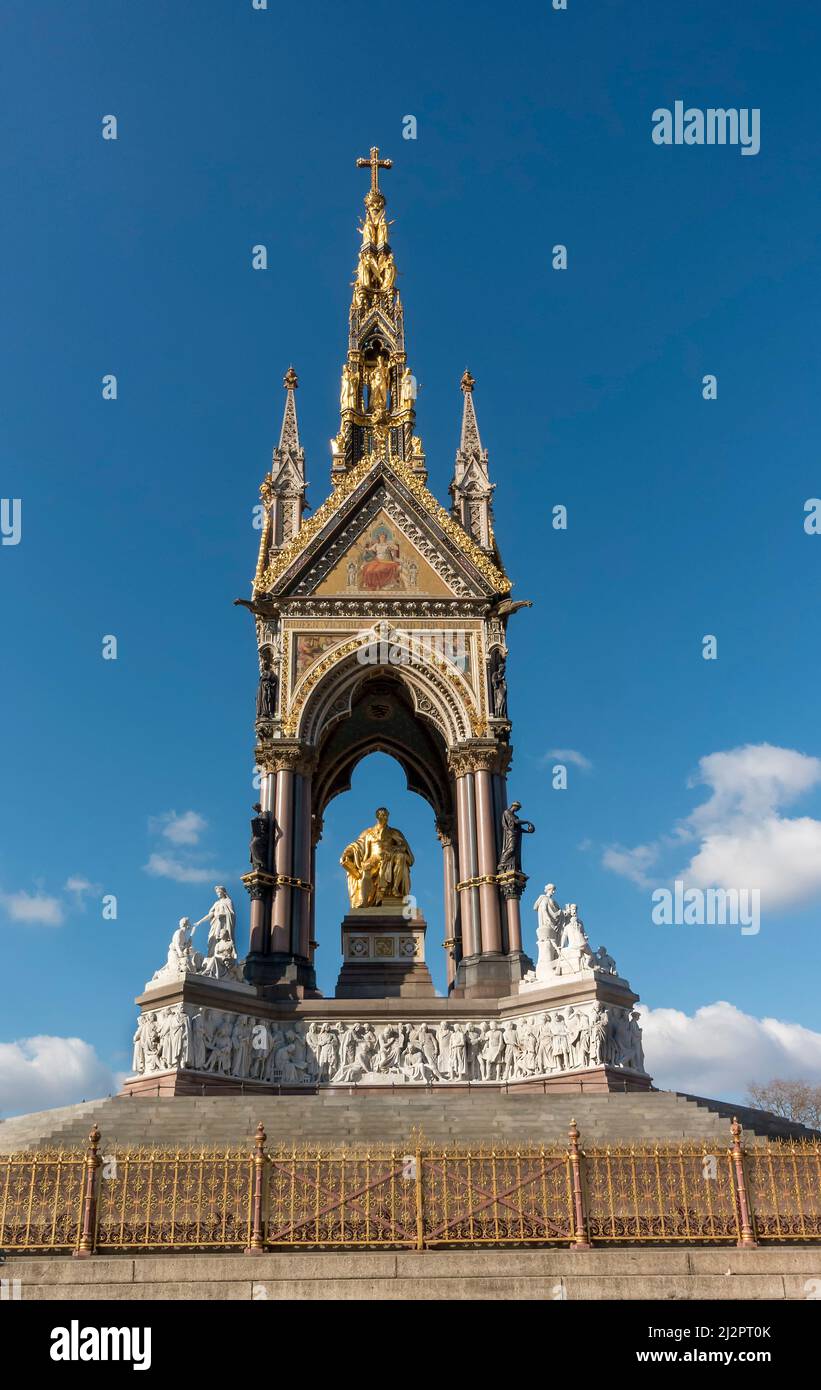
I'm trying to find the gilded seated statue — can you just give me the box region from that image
[341,806,413,909]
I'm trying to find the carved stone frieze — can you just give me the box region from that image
[131,1001,647,1085]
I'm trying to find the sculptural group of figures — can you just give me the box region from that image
[131,1002,646,1084]
[525,884,620,982]
[149,887,243,986]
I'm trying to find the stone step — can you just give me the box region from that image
[1,1089,802,1152]
[4,1248,816,1301]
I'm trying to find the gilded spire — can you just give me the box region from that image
[331,147,425,481]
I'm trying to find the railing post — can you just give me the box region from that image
[730,1117,758,1248]
[73,1125,101,1259]
[244,1122,267,1254]
[414,1145,424,1251]
[568,1118,591,1250]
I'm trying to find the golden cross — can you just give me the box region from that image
[356,145,392,195]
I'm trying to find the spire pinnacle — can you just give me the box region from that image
[451,371,496,555]
[278,366,300,453]
[331,146,425,481]
[459,369,483,454]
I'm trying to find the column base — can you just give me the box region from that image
[453,951,532,999]
[243,952,319,998]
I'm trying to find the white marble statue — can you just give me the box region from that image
[148,893,244,989]
[195,886,237,958]
[528,883,564,980]
[525,883,621,985]
[559,903,594,973]
[593,944,617,975]
[150,918,201,985]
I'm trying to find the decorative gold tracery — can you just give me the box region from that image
[288,636,479,747]
[255,453,511,597]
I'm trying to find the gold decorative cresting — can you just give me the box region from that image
[341,806,414,909]
[255,451,511,595]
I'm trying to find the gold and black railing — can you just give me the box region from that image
[1,1118,820,1254]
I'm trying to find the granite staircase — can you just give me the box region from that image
[0,1089,811,1152]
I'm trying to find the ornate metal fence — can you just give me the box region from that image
[583,1146,740,1243]
[1,1118,820,1254]
[420,1148,573,1246]
[744,1140,821,1240]
[0,1148,87,1251]
[93,1147,254,1251]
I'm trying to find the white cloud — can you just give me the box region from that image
[151,810,208,846]
[144,853,225,884]
[639,1000,821,1101]
[685,745,821,832]
[684,816,821,909]
[64,876,101,905]
[601,843,659,887]
[0,1036,116,1117]
[0,890,64,927]
[678,745,821,909]
[603,744,821,912]
[544,748,593,772]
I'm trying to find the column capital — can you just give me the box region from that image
[448,741,511,777]
[497,869,528,901]
[435,814,456,847]
[255,739,317,776]
[241,869,276,900]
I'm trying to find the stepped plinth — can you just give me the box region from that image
[335,903,435,998]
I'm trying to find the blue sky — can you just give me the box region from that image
[2,0,821,1113]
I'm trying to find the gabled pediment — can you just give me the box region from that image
[256,455,511,600]
[270,460,305,493]
[314,506,458,597]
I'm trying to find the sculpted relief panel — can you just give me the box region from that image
[131,1003,647,1085]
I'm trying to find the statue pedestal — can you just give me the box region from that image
[335,906,436,999]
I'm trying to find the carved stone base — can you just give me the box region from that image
[453,951,532,999]
[121,1063,652,1098]
[127,973,649,1092]
[243,951,319,999]
[335,912,435,998]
